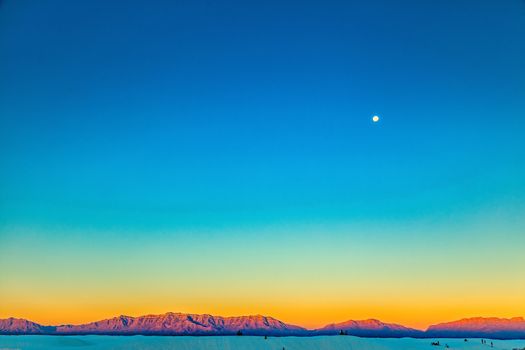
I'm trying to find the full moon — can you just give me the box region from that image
[372,115,380,122]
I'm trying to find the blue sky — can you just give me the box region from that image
[1,0,524,327]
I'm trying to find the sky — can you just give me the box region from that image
[1,0,525,330]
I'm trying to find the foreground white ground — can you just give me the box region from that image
[0,336,524,350]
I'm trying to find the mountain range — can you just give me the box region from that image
[426,317,525,339]
[314,318,423,337]
[0,313,305,336]
[1,313,524,339]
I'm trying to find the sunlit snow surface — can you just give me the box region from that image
[1,336,524,350]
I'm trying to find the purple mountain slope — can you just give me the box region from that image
[3,313,306,335]
[315,318,423,337]
[426,317,525,339]
[56,312,306,335]
[0,318,55,334]
[1,314,525,339]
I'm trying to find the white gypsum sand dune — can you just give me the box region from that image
[1,336,525,350]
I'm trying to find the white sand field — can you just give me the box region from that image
[0,336,524,350]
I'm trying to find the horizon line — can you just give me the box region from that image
[3,311,524,332]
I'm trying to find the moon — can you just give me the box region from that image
[372,115,380,123]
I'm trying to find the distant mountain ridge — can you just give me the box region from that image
[54,313,306,335]
[426,317,525,339]
[315,318,423,337]
[1,314,525,339]
[0,318,53,335]
[0,313,306,336]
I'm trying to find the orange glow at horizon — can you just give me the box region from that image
[2,294,524,330]
[2,222,524,331]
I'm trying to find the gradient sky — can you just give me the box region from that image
[1,0,525,330]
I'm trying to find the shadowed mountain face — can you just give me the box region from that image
[426,317,525,339]
[315,318,423,337]
[1,314,525,338]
